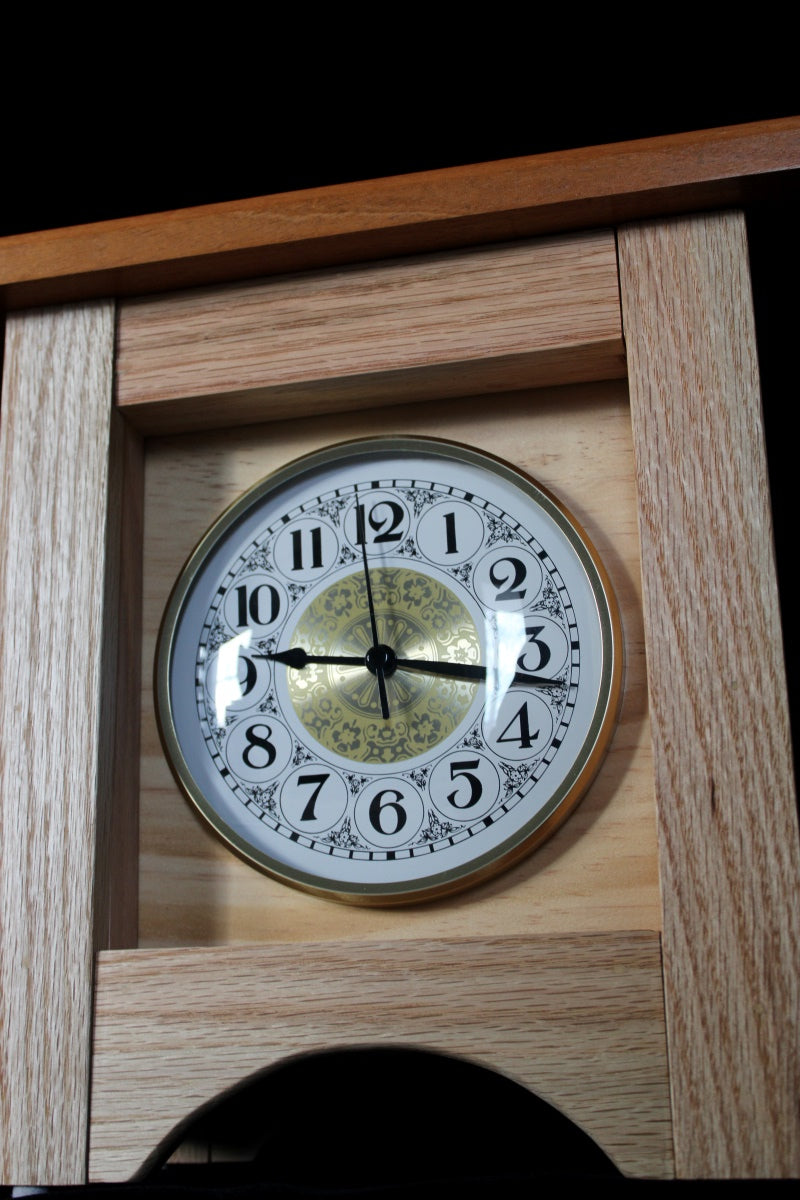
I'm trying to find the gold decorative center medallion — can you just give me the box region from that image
[287,566,480,763]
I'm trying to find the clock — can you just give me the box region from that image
[6,138,797,1186]
[156,435,622,904]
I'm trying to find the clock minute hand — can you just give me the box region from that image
[394,657,558,689]
[357,522,391,721]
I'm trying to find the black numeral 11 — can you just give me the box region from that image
[291,526,323,570]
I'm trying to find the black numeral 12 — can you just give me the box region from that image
[356,501,404,543]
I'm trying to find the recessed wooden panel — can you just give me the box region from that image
[89,931,673,1181]
[115,233,624,434]
[139,380,659,946]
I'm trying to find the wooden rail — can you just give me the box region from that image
[2,118,799,309]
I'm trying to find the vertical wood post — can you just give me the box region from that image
[619,212,800,1177]
[0,301,123,1184]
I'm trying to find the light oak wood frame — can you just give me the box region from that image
[1,120,799,1184]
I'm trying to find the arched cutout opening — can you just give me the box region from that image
[144,1046,621,1187]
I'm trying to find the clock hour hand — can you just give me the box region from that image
[256,648,365,669]
[259,648,401,672]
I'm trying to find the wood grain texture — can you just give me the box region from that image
[619,212,800,1178]
[116,233,624,434]
[95,411,143,949]
[138,382,660,947]
[89,932,673,1181]
[0,303,117,1184]
[2,119,799,311]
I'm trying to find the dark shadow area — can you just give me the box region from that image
[745,194,800,780]
[142,1046,621,1190]
[2,103,795,238]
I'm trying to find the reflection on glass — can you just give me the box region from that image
[482,611,528,726]
[214,629,252,725]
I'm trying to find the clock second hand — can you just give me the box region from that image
[258,648,559,690]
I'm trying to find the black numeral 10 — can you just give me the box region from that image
[236,583,281,627]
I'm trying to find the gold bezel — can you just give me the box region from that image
[155,435,624,906]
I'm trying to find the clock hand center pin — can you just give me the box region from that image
[364,642,398,678]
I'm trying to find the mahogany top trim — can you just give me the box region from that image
[2,118,799,311]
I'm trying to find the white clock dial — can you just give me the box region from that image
[156,436,622,904]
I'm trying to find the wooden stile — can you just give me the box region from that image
[0,303,118,1183]
[619,212,800,1176]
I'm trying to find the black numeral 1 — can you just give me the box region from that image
[443,510,458,555]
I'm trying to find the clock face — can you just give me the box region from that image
[156,436,622,904]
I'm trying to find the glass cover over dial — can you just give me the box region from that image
[156,436,622,904]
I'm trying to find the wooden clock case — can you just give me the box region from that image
[1,118,798,1184]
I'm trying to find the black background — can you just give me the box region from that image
[3,99,797,237]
